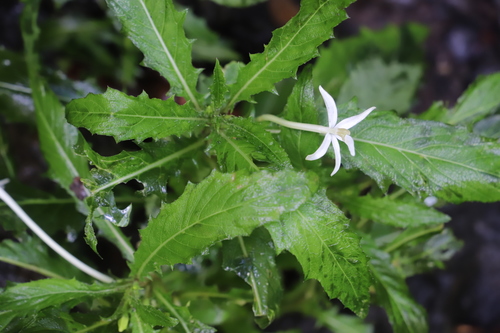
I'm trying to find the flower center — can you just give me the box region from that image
[336,128,350,139]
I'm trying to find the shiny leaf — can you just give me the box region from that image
[266,193,371,317]
[131,170,315,277]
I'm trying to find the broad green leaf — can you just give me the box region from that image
[209,117,291,172]
[0,236,84,280]
[266,193,371,317]
[222,229,282,327]
[0,279,128,329]
[337,58,421,114]
[314,23,427,96]
[446,73,500,125]
[279,66,322,169]
[67,88,207,142]
[364,242,428,333]
[339,105,500,203]
[131,170,316,277]
[210,60,229,112]
[105,0,202,109]
[340,195,450,227]
[21,1,134,260]
[317,307,373,333]
[154,289,216,333]
[226,0,355,107]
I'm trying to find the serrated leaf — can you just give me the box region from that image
[0,236,83,280]
[132,299,178,328]
[67,88,207,142]
[446,72,500,125]
[339,106,500,203]
[131,170,315,277]
[340,195,450,228]
[338,58,421,114]
[363,242,428,333]
[105,0,202,108]
[222,229,282,327]
[0,279,128,329]
[226,0,355,107]
[209,117,291,172]
[266,193,371,317]
[279,66,322,169]
[210,59,229,111]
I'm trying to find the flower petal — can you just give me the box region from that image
[344,135,356,156]
[319,86,337,127]
[331,136,342,176]
[336,106,376,130]
[305,134,331,161]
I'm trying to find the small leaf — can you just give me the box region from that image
[279,66,322,169]
[67,88,207,142]
[340,195,450,228]
[340,106,500,203]
[132,299,178,328]
[131,170,315,277]
[266,192,371,317]
[0,279,128,329]
[446,72,500,125]
[337,58,421,114]
[222,229,282,327]
[105,0,202,108]
[473,114,500,139]
[226,0,355,107]
[363,241,428,333]
[209,117,291,172]
[210,59,229,111]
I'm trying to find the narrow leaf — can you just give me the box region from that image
[364,242,428,333]
[210,59,229,111]
[222,229,282,327]
[131,170,315,277]
[0,279,128,328]
[266,193,371,317]
[226,0,355,106]
[447,73,500,125]
[340,195,450,228]
[340,106,500,203]
[106,0,202,108]
[209,117,291,172]
[67,88,207,142]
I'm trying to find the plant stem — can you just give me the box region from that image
[0,181,114,283]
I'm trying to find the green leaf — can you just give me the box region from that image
[210,59,229,112]
[337,58,421,114]
[446,73,500,125]
[222,229,282,327]
[0,279,128,329]
[132,299,178,328]
[314,23,428,97]
[317,307,372,333]
[153,289,216,333]
[67,88,207,142]
[340,195,450,228]
[0,236,83,280]
[364,242,428,333]
[209,117,291,172]
[131,170,316,277]
[266,193,371,317]
[340,106,500,203]
[105,0,202,109]
[226,0,355,107]
[474,114,500,139]
[279,66,322,170]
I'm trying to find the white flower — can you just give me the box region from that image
[256,86,376,176]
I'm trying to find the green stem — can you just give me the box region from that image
[0,256,66,279]
[0,181,114,283]
[383,224,443,253]
[154,289,190,333]
[237,235,264,315]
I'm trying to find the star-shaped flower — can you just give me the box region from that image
[257,86,376,176]
[307,86,376,175]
